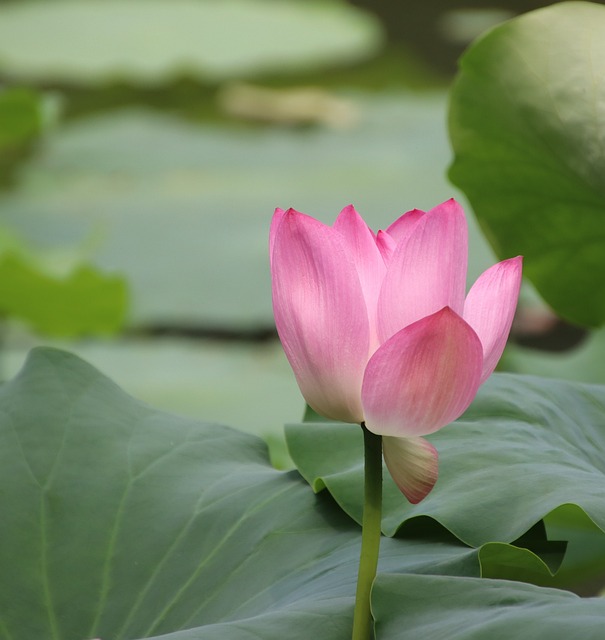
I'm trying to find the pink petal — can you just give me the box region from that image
[333,205,386,350]
[271,208,370,423]
[362,307,483,437]
[376,230,396,264]
[269,207,286,266]
[385,208,425,245]
[382,436,438,503]
[377,199,468,343]
[464,256,523,383]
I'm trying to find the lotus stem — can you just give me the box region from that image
[352,423,383,640]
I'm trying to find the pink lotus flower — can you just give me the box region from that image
[270,199,522,503]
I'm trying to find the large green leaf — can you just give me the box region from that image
[286,373,605,546]
[0,0,382,85]
[448,1,605,326]
[0,97,495,329]
[1,347,492,639]
[372,573,605,639]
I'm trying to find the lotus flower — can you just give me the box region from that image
[270,199,522,503]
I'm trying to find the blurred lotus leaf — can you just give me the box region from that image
[0,88,43,150]
[0,95,496,330]
[0,237,127,336]
[0,0,384,86]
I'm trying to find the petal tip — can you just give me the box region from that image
[429,197,464,217]
[382,436,439,504]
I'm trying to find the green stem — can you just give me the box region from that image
[352,423,383,640]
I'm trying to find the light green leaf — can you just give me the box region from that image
[286,373,605,546]
[0,347,484,639]
[0,89,127,336]
[400,518,566,588]
[372,573,605,639]
[478,544,556,587]
[544,504,605,595]
[477,521,566,587]
[0,87,43,149]
[448,1,605,326]
[0,0,383,85]
[0,252,127,335]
